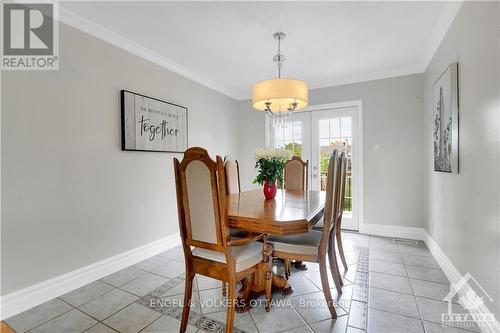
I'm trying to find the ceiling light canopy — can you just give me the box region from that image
[252,32,308,127]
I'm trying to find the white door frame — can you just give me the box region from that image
[265,100,364,231]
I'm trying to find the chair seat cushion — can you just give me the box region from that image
[268,231,322,255]
[192,241,263,272]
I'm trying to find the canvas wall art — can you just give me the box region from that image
[121,90,188,153]
[433,63,459,173]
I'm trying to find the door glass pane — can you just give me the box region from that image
[292,140,302,157]
[274,127,283,141]
[273,121,303,158]
[317,117,353,213]
[293,122,302,139]
[319,120,329,138]
[330,118,341,137]
[341,117,352,137]
[285,124,293,140]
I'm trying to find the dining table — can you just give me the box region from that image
[227,188,325,312]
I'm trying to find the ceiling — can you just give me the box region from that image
[59,1,462,100]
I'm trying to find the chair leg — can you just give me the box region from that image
[221,282,227,296]
[328,231,343,294]
[319,257,337,319]
[284,259,291,279]
[263,236,273,312]
[265,270,272,312]
[225,273,236,333]
[180,270,194,333]
[336,227,348,271]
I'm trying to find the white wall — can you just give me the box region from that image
[238,74,425,228]
[1,22,239,295]
[423,1,500,317]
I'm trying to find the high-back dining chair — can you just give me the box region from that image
[174,147,273,333]
[335,153,348,271]
[268,152,343,319]
[313,152,349,273]
[221,157,246,296]
[284,156,309,190]
[223,158,241,195]
[283,156,309,271]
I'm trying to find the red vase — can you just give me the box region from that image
[263,180,277,200]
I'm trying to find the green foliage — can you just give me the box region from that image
[320,151,330,173]
[283,142,302,157]
[253,157,286,186]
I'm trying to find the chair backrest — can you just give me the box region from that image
[318,151,342,253]
[174,147,229,252]
[284,156,309,190]
[224,159,241,195]
[337,152,347,219]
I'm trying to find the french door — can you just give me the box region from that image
[270,105,360,231]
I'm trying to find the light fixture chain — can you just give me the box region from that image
[273,32,286,79]
[277,35,282,78]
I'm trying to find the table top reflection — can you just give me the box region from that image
[227,189,325,236]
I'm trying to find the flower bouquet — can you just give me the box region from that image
[253,148,291,200]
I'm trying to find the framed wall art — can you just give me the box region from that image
[432,63,459,173]
[121,90,188,153]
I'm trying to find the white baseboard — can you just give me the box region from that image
[422,230,462,283]
[422,230,500,333]
[0,233,181,320]
[359,223,425,241]
[360,224,499,333]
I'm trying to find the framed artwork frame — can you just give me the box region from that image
[121,90,188,153]
[432,63,459,173]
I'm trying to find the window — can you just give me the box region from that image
[273,121,302,157]
[318,117,353,212]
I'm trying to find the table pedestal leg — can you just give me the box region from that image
[236,262,293,313]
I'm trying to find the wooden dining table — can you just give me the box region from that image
[227,188,325,312]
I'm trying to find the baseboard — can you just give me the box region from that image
[423,230,500,333]
[0,233,181,320]
[422,230,462,283]
[359,223,425,241]
[360,224,499,332]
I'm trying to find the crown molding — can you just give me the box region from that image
[307,63,425,92]
[57,2,462,101]
[421,1,464,71]
[58,6,242,100]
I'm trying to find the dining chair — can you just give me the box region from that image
[268,152,343,319]
[335,153,348,271]
[223,157,241,195]
[174,147,273,333]
[313,152,349,272]
[222,157,247,296]
[284,156,309,190]
[283,156,309,272]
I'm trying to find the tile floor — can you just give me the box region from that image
[5,233,478,333]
